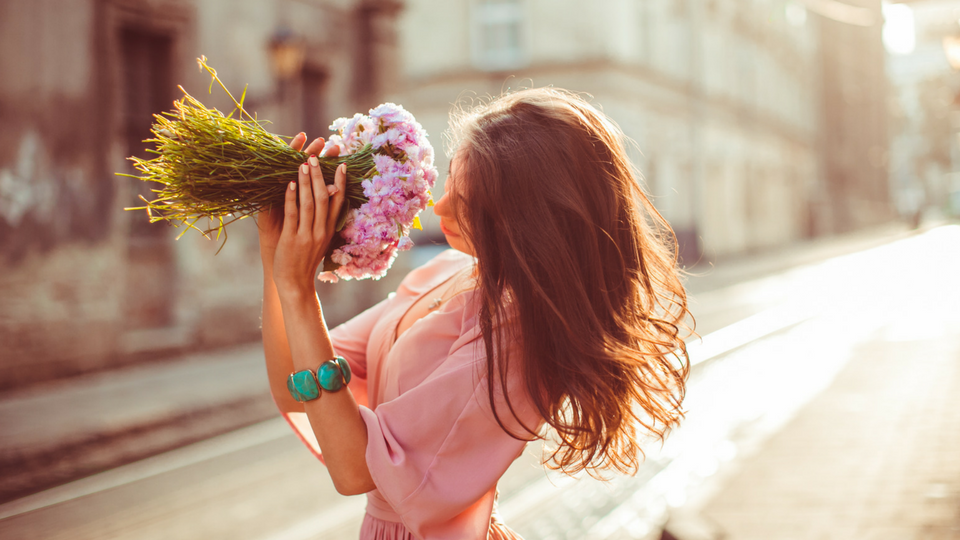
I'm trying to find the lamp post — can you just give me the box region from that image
[268,27,306,130]
[269,28,306,83]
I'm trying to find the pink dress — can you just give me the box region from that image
[279,249,540,540]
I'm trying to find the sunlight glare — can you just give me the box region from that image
[883,3,916,55]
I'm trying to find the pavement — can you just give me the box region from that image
[0,346,277,503]
[687,319,960,540]
[0,220,952,532]
[662,223,960,540]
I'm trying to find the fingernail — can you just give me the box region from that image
[290,181,297,191]
[308,155,319,167]
[300,163,309,174]
[338,163,346,173]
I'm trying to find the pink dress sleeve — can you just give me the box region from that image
[280,296,392,461]
[358,334,540,539]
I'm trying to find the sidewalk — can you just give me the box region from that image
[0,221,927,506]
[0,345,276,504]
[664,224,960,540]
[692,327,960,540]
[683,221,917,295]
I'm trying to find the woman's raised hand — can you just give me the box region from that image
[257,133,344,293]
[258,133,319,259]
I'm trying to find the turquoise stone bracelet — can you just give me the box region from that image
[336,356,352,385]
[317,356,349,392]
[287,356,350,401]
[287,369,320,402]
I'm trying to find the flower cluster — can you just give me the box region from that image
[319,103,438,282]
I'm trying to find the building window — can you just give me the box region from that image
[471,0,526,71]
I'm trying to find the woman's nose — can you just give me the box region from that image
[433,193,449,217]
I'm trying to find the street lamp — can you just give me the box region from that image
[268,27,306,83]
[267,27,305,131]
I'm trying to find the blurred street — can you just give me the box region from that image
[1,224,956,540]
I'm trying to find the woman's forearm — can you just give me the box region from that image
[276,283,375,495]
[257,141,371,494]
[261,265,305,413]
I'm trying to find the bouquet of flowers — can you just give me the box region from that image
[123,56,437,281]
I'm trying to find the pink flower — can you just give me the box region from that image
[370,103,414,126]
[324,102,437,281]
[316,271,339,283]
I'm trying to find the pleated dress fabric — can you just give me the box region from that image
[279,249,539,539]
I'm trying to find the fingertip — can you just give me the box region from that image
[285,180,297,206]
[292,132,307,150]
[282,181,298,233]
[305,137,325,155]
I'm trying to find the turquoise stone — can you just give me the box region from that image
[317,359,345,392]
[287,370,320,402]
[335,356,352,385]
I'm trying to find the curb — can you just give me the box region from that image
[0,394,277,505]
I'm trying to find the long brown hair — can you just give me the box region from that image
[447,88,692,477]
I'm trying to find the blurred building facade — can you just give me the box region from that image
[886,0,960,222]
[0,0,895,389]
[0,0,403,389]
[396,0,893,262]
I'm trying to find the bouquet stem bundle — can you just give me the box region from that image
[121,56,367,246]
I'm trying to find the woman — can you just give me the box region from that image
[257,88,691,539]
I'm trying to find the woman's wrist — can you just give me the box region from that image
[276,284,331,372]
[275,277,318,304]
[259,245,277,268]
